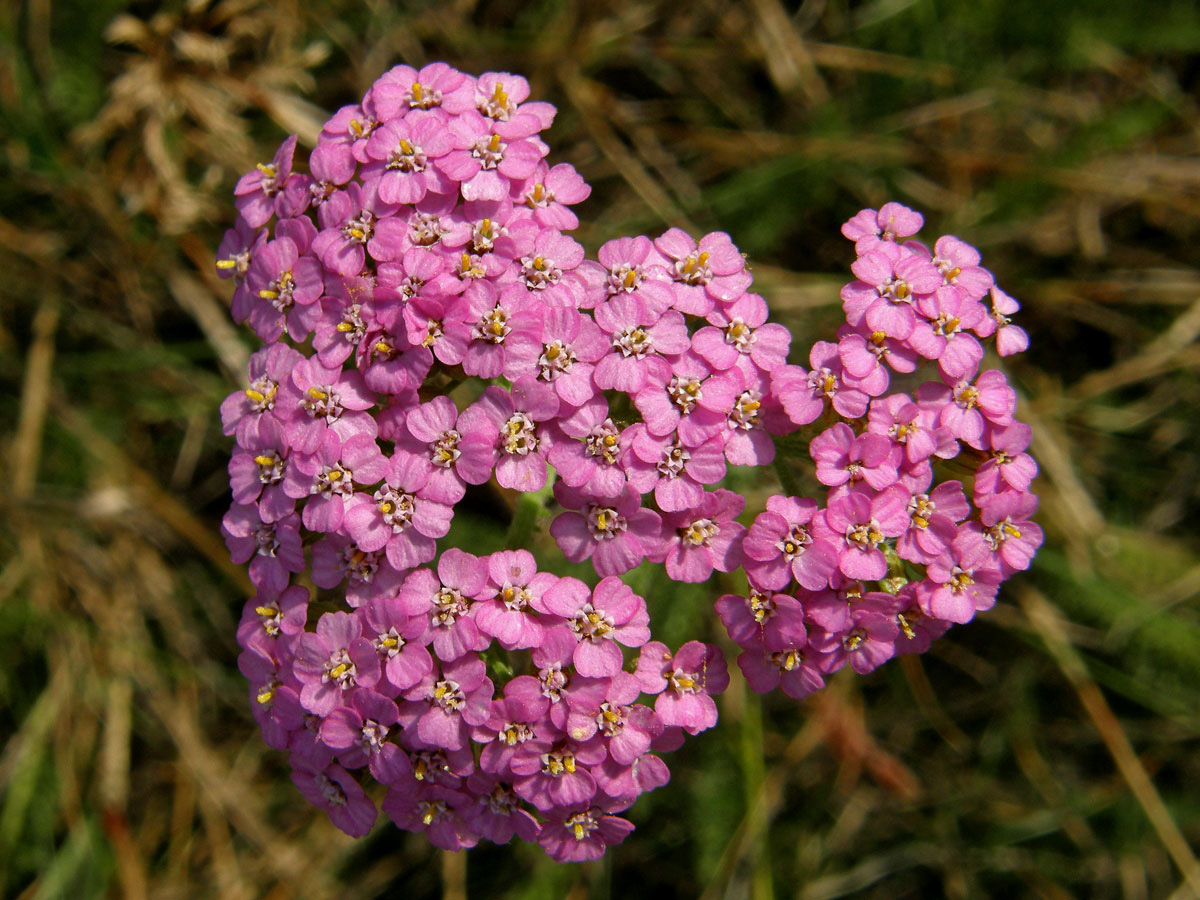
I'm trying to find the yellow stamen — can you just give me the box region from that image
[596,511,608,531]
[563,756,576,774]
[336,321,354,332]
[256,163,277,176]
[254,455,276,467]
[254,605,276,618]
[488,133,501,152]
[307,387,327,401]
[411,82,423,101]
[256,686,274,705]
[573,822,586,840]
[244,388,265,403]
[623,269,637,288]
[348,228,365,240]
[258,289,279,300]
[216,259,237,269]
[330,662,349,680]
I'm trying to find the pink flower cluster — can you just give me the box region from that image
[220,65,1040,862]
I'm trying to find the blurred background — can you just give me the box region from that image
[3,0,1200,897]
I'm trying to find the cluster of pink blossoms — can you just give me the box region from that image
[219,63,1041,862]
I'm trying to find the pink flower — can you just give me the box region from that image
[742,495,839,591]
[549,482,662,577]
[654,228,752,314]
[457,378,559,492]
[540,576,650,678]
[473,550,561,650]
[235,134,298,228]
[841,241,941,340]
[635,641,728,734]
[291,760,378,837]
[514,162,591,230]
[547,397,628,497]
[921,531,1002,624]
[814,485,911,581]
[715,588,807,652]
[537,804,635,862]
[649,489,746,583]
[396,548,491,662]
[810,423,900,491]
[841,202,924,246]
[623,426,727,513]
[294,610,381,716]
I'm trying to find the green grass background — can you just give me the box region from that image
[3,0,1200,897]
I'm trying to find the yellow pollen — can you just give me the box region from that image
[546,344,560,360]
[307,387,327,400]
[822,374,836,393]
[603,708,620,723]
[697,251,710,266]
[256,163,276,176]
[422,808,436,826]
[532,184,544,202]
[330,663,349,680]
[533,255,545,270]
[348,228,365,240]
[414,759,428,780]
[596,512,608,530]
[488,133,501,152]
[411,82,423,100]
[946,316,961,331]
[491,82,508,105]
[381,636,398,649]
[913,515,929,529]
[254,605,276,618]
[676,675,695,690]
[846,633,864,651]
[563,756,576,774]
[258,289,279,300]
[1005,524,1022,538]
[336,321,354,332]
[254,455,276,467]
[783,541,797,554]
[743,399,761,411]
[374,340,392,354]
[573,822,586,840]
[898,613,916,640]
[623,269,637,288]
[481,217,492,234]
[244,388,265,402]
[895,283,911,299]
[379,501,394,515]
[681,258,697,274]
[216,259,237,269]
[603,434,617,446]
[947,266,962,280]
[349,119,364,137]
[399,139,414,156]
[871,330,887,346]
[256,686,274,705]
[780,651,800,671]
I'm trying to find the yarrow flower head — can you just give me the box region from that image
[221,64,1041,862]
